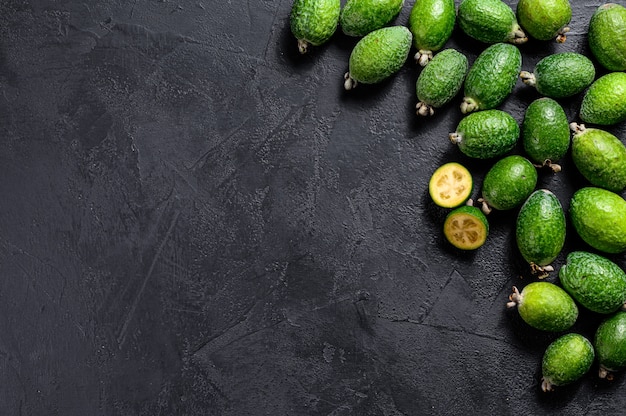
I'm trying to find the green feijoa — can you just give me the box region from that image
[449,110,519,159]
[457,0,528,45]
[580,72,626,126]
[344,26,412,89]
[416,49,468,116]
[521,98,570,171]
[541,333,594,392]
[570,124,626,193]
[340,0,404,37]
[479,155,537,214]
[507,282,578,332]
[408,0,456,66]
[520,53,595,99]
[569,187,626,254]
[290,0,341,54]
[595,311,626,379]
[588,3,626,71]
[516,0,572,42]
[559,251,626,314]
[516,189,566,275]
[461,43,522,114]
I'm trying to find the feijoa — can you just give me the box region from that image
[416,49,468,116]
[588,3,626,71]
[516,0,572,42]
[408,0,456,65]
[541,333,594,392]
[595,311,626,379]
[479,155,537,214]
[507,282,578,332]
[449,109,520,159]
[519,53,595,99]
[290,0,341,54]
[443,205,489,250]
[429,162,473,208]
[580,72,626,126]
[340,0,404,37]
[457,0,528,45]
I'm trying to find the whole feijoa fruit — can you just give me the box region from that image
[516,0,572,42]
[541,333,594,392]
[595,311,626,379]
[588,3,626,71]
[415,49,468,116]
[457,0,528,45]
[449,110,519,159]
[479,155,537,214]
[443,205,489,250]
[519,53,595,99]
[569,187,626,254]
[559,251,626,314]
[570,123,626,193]
[507,282,578,332]
[344,26,412,89]
[580,72,626,126]
[290,0,341,54]
[461,43,522,114]
[408,0,456,65]
[340,0,404,37]
[521,98,570,172]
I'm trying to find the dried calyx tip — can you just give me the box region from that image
[449,132,462,144]
[511,25,528,44]
[415,50,433,67]
[416,102,435,116]
[507,286,521,308]
[570,122,585,133]
[297,39,309,54]
[344,72,357,90]
[477,198,492,215]
[460,98,477,114]
[556,26,570,43]
[520,71,536,86]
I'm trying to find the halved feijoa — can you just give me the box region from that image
[443,205,489,250]
[429,162,473,208]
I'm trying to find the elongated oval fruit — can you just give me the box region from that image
[290,0,341,54]
[479,155,537,214]
[516,0,572,42]
[449,110,519,159]
[340,0,404,37]
[461,43,522,114]
[521,98,570,172]
[507,282,578,332]
[559,251,626,314]
[569,187,626,254]
[516,189,566,276]
[457,0,527,44]
[416,49,468,116]
[408,0,456,65]
[588,3,626,71]
[443,205,489,250]
[429,162,473,208]
[519,53,595,99]
[595,311,626,379]
[580,72,626,126]
[570,123,626,193]
[344,26,412,89]
[541,333,594,392]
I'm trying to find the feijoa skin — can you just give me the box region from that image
[559,251,626,315]
[541,333,594,392]
[521,98,570,171]
[580,72,626,126]
[290,0,341,54]
[416,49,468,116]
[516,0,572,42]
[449,110,520,159]
[570,124,626,193]
[340,0,404,37]
[457,0,528,45]
[344,26,412,89]
[588,3,626,71]
[507,282,578,332]
[520,53,595,99]
[595,311,626,379]
[479,155,538,214]
[569,187,626,254]
[461,43,522,114]
[408,0,456,66]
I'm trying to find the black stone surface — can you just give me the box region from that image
[1,0,625,415]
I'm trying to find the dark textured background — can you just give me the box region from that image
[1,0,625,414]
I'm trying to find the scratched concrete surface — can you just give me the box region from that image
[0,0,625,415]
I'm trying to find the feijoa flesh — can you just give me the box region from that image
[541,333,594,392]
[429,162,473,208]
[595,311,626,379]
[443,205,489,250]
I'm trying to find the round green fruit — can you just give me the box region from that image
[290,0,341,54]
[588,3,626,71]
[541,333,594,392]
[507,282,578,332]
[449,109,519,159]
[479,155,537,214]
[521,98,570,171]
[595,311,626,379]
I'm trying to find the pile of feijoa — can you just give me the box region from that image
[289,0,626,392]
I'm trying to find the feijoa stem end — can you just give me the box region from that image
[297,39,309,54]
[510,24,529,44]
[556,26,570,43]
[460,98,477,114]
[449,132,462,145]
[416,102,435,116]
[520,71,536,87]
[541,377,555,392]
[569,122,585,134]
[534,160,562,173]
[530,263,553,279]
[477,198,492,215]
[344,72,358,90]
[507,286,522,308]
[415,50,433,67]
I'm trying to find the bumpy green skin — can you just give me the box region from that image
[580,72,626,126]
[290,0,341,53]
[595,312,626,377]
[346,26,412,86]
[588,3,626,71]
[457,0,526,44]
[340,0,404,37]
[571,126,626,193]
[523,53,595,98]
[516,0,571,41]
[514,282,578,332]
[416,49,468,113]
[409,0,456,52]
[522,98,570,165]
[559,251,626,314]
[462,43,522,113]
[541,333,594,392]
[516,189,566,267]
[569,187,626,254]
[481,155,537,211]
[450,110,520,159]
